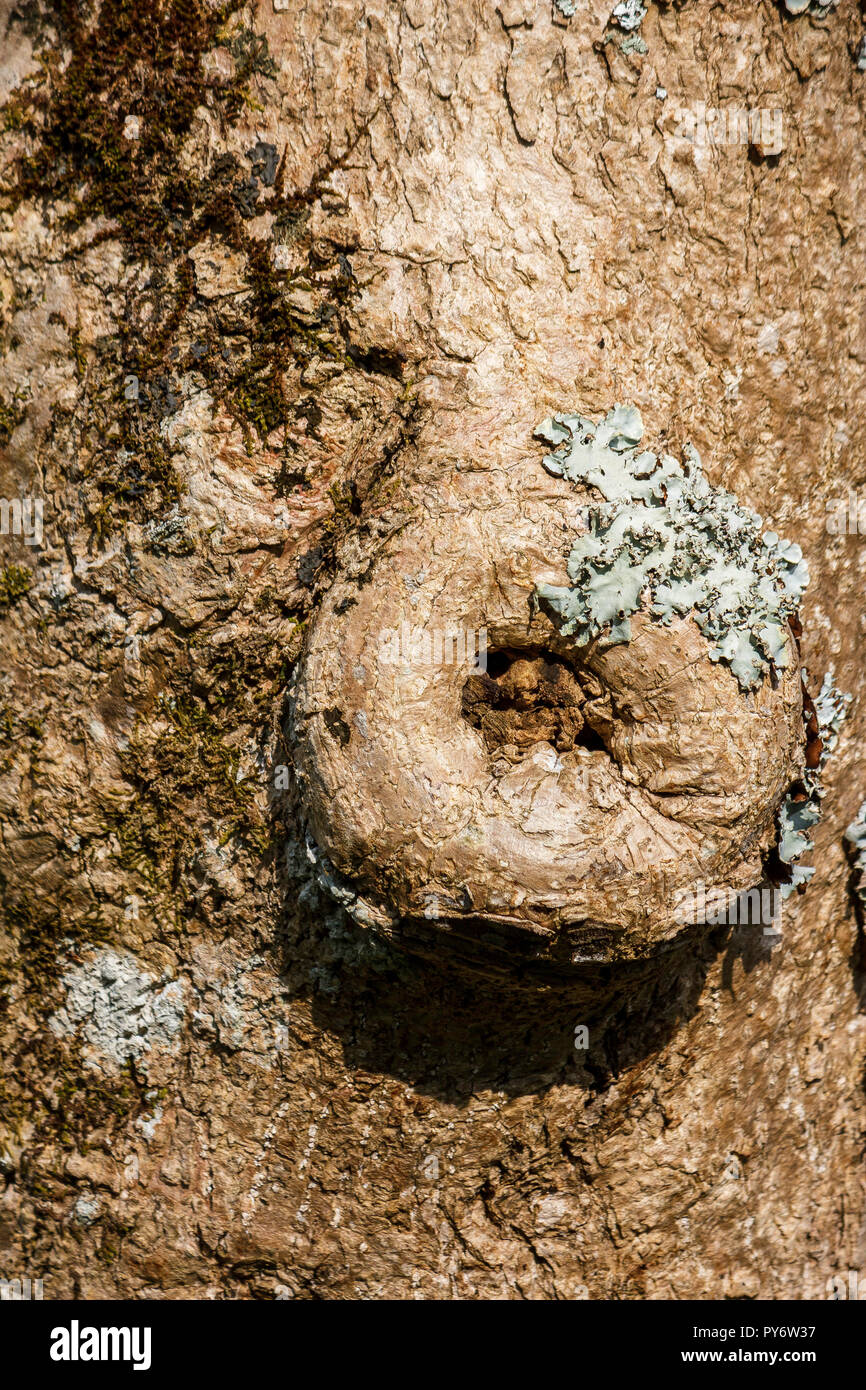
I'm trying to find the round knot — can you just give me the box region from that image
[291,409,806,975]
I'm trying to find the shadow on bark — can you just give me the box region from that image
[274,868,750,1102]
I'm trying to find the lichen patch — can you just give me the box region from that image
[49,948,186,1075]
[534,406,809,691]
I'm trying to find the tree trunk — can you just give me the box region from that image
[1,0,865,1299]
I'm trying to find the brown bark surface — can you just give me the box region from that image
[1,0,865,1299]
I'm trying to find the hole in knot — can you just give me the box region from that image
[461,649,607,758]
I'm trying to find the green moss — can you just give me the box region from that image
[0,396,27,446]
[0,92,34,133]
[0,704,44,776]
[194,628,301,714]
[1,0,410,542]
[68,316,88,381]
[55,1060,144,1147]
[0,893,108,1004]
[2,5,382,536]
[0,1,410,972]
[105,682,281,922]
[99,623,306,926]
[0,1035,147,1156]
[0,564,32,608]
[0,2,332,1184]
[86,429,184,543]
[10,0,244,244]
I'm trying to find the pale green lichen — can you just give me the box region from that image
[812,669,849,770]
[777,798,819,894]
[611,0,647,31]
[553,0,577,16]
[777,669,850,897]
[844,800,866,910]
[533,405,809,691]
[783,0,839,15]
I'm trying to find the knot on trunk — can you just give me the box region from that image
[291,409,807,976]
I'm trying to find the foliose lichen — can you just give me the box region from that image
[776,669,850,896]
[844,800,866,912]
[553,0,577,16]
[611,0,647,32]
[782,0,839,15]
[533,405,809,691]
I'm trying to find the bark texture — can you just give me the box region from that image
[1,0,865,1299]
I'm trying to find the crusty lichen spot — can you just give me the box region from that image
[49,948,186,1075]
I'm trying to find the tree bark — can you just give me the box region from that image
[1,0,865,1299]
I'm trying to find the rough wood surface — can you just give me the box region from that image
[0,0,865,1299]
